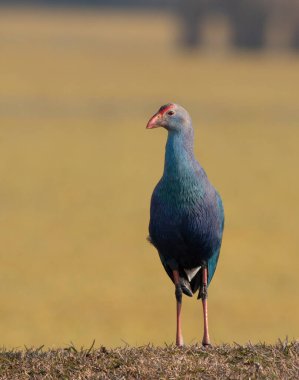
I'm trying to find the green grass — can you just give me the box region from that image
[0,8,298,348]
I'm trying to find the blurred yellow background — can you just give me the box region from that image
[0,7,298,348]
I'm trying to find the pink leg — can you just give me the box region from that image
[173,270,184,346]
[201,267,211,346]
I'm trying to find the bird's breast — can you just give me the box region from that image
[149,177,222,255]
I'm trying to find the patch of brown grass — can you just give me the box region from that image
[0,341,297,379]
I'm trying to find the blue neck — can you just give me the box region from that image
[163,129,196,179]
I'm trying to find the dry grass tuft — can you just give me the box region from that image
[0,340,297,379]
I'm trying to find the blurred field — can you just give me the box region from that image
[0,7,298,348]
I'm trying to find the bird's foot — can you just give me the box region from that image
[199,284,208,300]
[176,339,184,347]
[202,339,212,347]
[202,332,211,347]
[175,284,183,304]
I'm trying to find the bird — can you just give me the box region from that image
[146,103,224,346]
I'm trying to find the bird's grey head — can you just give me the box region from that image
[146,103,192,133]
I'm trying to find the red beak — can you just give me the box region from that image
[146,112,162,129]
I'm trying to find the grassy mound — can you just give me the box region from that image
[0,340,297,379]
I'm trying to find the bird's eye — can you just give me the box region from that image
[167,110,175,116]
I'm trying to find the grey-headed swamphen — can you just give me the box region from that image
[146,103,224,346]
